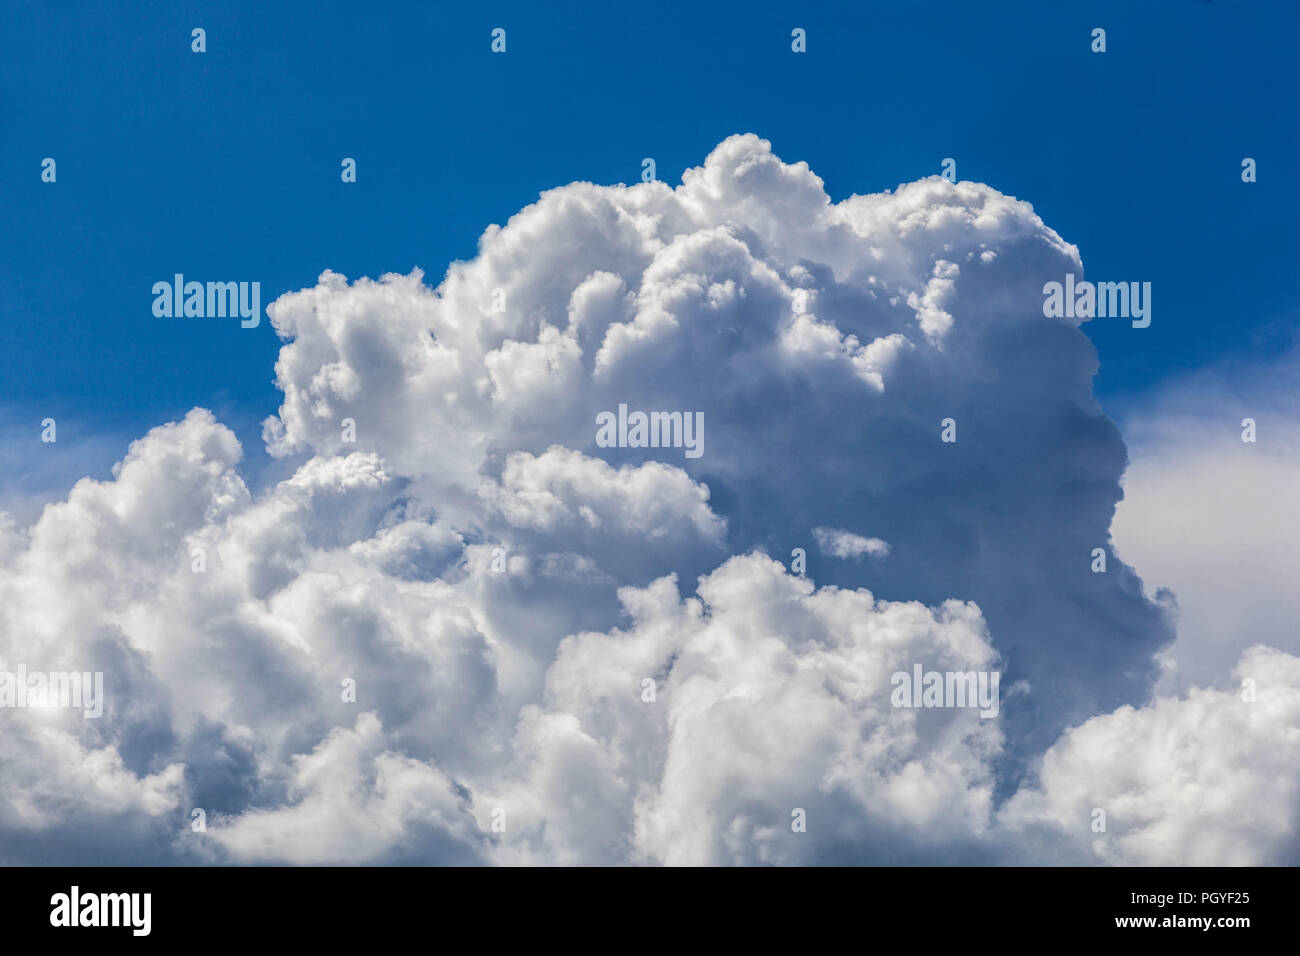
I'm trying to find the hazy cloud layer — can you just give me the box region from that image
[1112,345,1300,693]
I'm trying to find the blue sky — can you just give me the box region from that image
[3,0,1295,496]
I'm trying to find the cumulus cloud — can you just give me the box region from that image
[1,134,1288,865]
[203,712,483,865]
[255,134,1171,757]
[482,554,1003,865]
[813,526,890,560]
[1000,646,1300,865]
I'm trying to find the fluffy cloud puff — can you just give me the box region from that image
[0,135,1291,865]
[999,646,1300,865]
[483,554,1003,866]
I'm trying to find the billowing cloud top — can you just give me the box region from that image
[1,135,1293,865]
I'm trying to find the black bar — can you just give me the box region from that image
[2,866,1283,942]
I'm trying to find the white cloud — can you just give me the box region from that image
[0,134,1285,865]
[813,526,890,560]
[485,554,1002,865]
[203,712,482,865]
[1000,645,1300,865]
[480,446,724,543]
